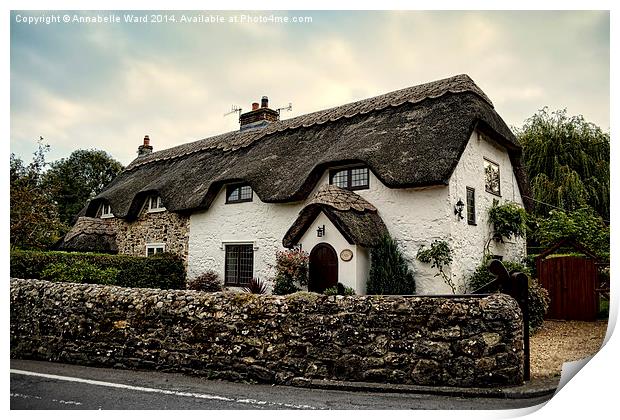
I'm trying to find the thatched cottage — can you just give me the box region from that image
[61,74,527,294]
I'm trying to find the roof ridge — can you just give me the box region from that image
[124,74,490,172]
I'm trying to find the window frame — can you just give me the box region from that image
[329,166,370,191]
[466,187,476,226]
[100,202,114,219]
[146,242,166,256]
[225,183,253,204]
[224,243,254,286]
[147,195,166,213]
[483,158,501,197]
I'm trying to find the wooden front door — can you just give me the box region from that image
[309,243,338,293]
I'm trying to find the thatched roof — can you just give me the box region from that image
[85,74,527,219]
[57,217,118,253]
[282,185,388,248]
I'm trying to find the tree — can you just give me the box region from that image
[533,208,609,259]
[10,139,66,250]
[515,108,610,220]
[43,149,123,224]
[367,234,416,295]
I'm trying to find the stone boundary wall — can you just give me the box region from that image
[10,279,524,387]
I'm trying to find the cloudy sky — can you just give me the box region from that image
[10,10,609,166]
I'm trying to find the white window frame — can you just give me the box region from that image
[147,195,166,213]
[146,242,166,256]
[100,202,114,219]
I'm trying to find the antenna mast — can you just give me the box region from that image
[224,105,243,119]
[276,102,293,115]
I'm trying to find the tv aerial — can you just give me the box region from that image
[224,105,242,118]
[276,102,293,115]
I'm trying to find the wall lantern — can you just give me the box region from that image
[454,199,465,220]
[316,225,326,237]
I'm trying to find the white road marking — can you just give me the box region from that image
[11,369,317,410]
[10,392,82,406]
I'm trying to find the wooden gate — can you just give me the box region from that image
[537,255,598,320]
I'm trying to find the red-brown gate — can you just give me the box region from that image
[537,255,598,320]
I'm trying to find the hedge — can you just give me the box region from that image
[10,250,186,290]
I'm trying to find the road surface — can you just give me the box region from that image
[10,359,552,410]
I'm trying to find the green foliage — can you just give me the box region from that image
[533,208,609,258]
[187,270,222,292]
[10,250,186,289]
[10,139,67,250]
[467,258,531,293]
[272,249,309,295]
[488,202,528,242]
[367,235,416,295]
[417,239,459,294]
[528,280,550,333]
[41,260,119,285]
[324,282,355,296]
[467,257,549,332]
[243,278,267,294]
[42,149,124,224]
[516,108,609,220]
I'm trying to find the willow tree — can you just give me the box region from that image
[515,108,609,220]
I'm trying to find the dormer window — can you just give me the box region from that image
[100,202,113,218]
[329,166,369,191]
[147,195,165,212]
[226,184,253,204]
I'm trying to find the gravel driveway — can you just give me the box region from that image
[530,320,608,379]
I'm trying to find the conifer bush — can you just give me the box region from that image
[366,234,416,295]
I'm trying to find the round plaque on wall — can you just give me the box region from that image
[340,249,353,262]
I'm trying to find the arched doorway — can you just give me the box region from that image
[309,243,338,293]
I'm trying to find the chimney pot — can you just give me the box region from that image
[138,135,153,156]
[261,96,269,108]
[252,102,259,111]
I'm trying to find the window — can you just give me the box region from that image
[225,244,254,286]
[484,159,501,196]
[226,184,253,204]
[100,202,113,218]
[329,166,369,191]
[466,187,476,225]
[146,243,165,256]
[148,195,165,212]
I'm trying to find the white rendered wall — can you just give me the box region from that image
[447,130,527,292]
[188,170,452,294]
[187,133,524,296]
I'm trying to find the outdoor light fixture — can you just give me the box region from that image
[454,199,465,220]
[317,225,325,237]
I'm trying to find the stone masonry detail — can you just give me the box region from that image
[111,208,189,260]
[10,279,525,387]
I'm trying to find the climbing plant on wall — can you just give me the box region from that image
[416,239,460,294]
[485,201,528,255]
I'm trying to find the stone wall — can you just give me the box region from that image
[10,279,524,387]
[112,209,190,260]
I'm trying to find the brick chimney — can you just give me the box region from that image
[138,135,153,156]
[239,96,279,131]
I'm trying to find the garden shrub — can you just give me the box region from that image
[272,249,309,295]
[242,277,267,294]
[367,234,416,295]
[10,249,185,289]
[467,257,549,332]
[187,270,223,292]
[41,260,119,285]
[324,282,355,296]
